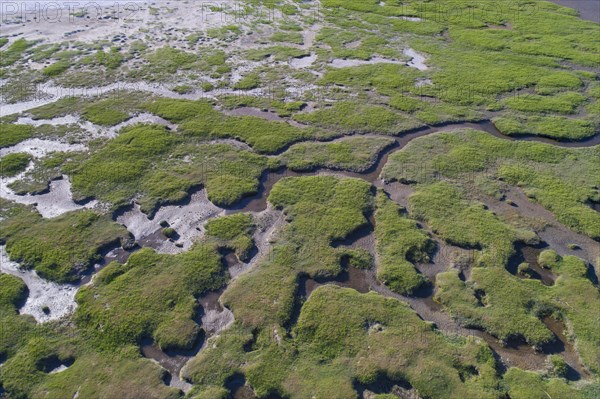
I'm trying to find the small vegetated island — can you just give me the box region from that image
[0,1,599,398]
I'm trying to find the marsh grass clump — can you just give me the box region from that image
[217,95,306,117]
[232,73,261,90]
[493,114,597,140]
[41,60,70,77]
[221,176,372,329]
[7,152,72,195]
[0,202,130,283]
[65,123,277,213]
[408,182,522,267]
[144,98,218,123]
[383,129,600,240]
[161,227,176,239]
[65,124,177,210]
[76,244,226,350]
[269,31,304,45]
[281,136,395,172]
[319,63,420,97]
[0,38,34,67]
[0,333,181,399]
[293,101,423,135]
[503,92,587,114]
[205,214,255,262]
[189,285,503,398]
[0,153,32,177]
[245,46,309,61]
[547,355,568,378]
[435,268,553,347]
[0,274,27,311]
[147,98,320,153]
[0,124,34,148]
[143,46,198,74]
[436,251,600,372]
[502,368,596,399]
[185,177,507,398]
[374,192,433,295]
[27,92,147,126]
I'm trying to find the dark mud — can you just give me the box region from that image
[141,334,206,379]
[225,374,258,399]
[299,266,371,298]
[507,242,556,286]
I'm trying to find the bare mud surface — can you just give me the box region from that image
[487,187,599,277]
[198,290,235,337]
[403,48,429,70]
[116,189,225,254]
[0,246,78,322]
[140,339,197,394]
[0,138,86,158]
[289,52,317,69]
[1,174,97,218]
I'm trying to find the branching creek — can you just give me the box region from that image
[2,116,599,393]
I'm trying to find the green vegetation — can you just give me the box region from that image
[0,39,33,67]
[381,129,599,371]
[81,99,132,126]
[281,136,395,172]
[0,202,130,282]
[245,46,309,61]
[383,129,600,240]
[547,354,568,378]
[0,274,27,311]
[143,47,198,74]
[319,64,420,96]
[314,0,599,137]
[435,251,600,372]
[65,123,276,213]
[503,368,592,399]
[293,101,423,135]
[147,98,322,153]
[2,1,600,397]
[0,124,34,148]
[269,31,304,45]
[220,176,372,329]
[94,47,124,69]
[27,92,147,126]
[374,192,433,295]
[0,330,181,399]
[187,285,503,399]
[205,214,255,262]
[41,60,70,77]
[493,114,597,140]
[75,244,225,350]
[232,73,261,90]
[0,153,32,177]
[172,85,193,94]
[7,152,72,195]
[503,92,587,114]
[217,95,306,117]
[183,176,505,398]
[132,47,230,81]
[407,182,534,267]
